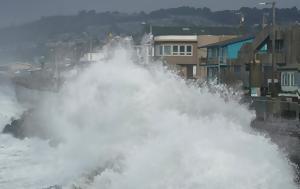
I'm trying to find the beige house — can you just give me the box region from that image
[153,35,198,79]
[153,35,236,79]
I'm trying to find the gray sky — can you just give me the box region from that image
[0,0,299,28]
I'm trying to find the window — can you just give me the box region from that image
[179,45,185,55]
[282,73,287,86]
[159,45,163,56]
[212,48,218,57]
[234,65,241,73]
[221,47,227,58]
[245,64,250,71]
[155,45,162,56]
[285,73,289,85]
[164,45,171,56]
[173,45,178,55]
[156,44,193,56]
[281,72,295,86]
[291,73,295,86]
[208,67,218,81]
[186,45,192,55]
[275,40,284,52]
[208,49,212,58]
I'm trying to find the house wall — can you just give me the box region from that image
[227,39,253,59]
[197,35,237,63]
[296,72,300,89]
[154,41,198,79]
[285,26,300,65]
[205,38,254,85]
[207,39,253,64]
[231,26,300,95]
[197,35,236,79]
[153,35,238,79]
[154,41,198,65]
[259,27,300,94]
[163,45,198,65]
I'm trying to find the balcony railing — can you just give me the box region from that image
[207,57,219,65]
[207,57,227,65]
[255,52,286,64]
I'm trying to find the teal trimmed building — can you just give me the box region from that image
[200,35,254,83]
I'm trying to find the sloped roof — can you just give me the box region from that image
[199,34,254,48]
[152,26,239,36]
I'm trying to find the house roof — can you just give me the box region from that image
[151,26,239,36]
[199,34,254,48]
[154,35,198,42]
[277,64,300,71]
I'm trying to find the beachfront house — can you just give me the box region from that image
[153,35,199,79]
[200,35,254,84]
[238,25,300,97]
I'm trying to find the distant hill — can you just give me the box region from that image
[0,6,299,62]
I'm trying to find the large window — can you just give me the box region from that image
[164,45,172,56]
[179,45,185,55]
[173,45,179,55]
[275,40,284,52]
[281,72,295,86]
[207,49,213,58]
[186,45,192,55]
[159,46,163,56]
[155,45,163,56]
[155,44,193,56]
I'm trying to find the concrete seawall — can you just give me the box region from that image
[251,97,299,121]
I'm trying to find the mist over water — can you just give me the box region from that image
[0,43,298,189]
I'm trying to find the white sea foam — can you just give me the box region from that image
[0,43,297,189]
[0,73,23,131]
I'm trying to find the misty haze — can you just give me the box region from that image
[0,0,300,189]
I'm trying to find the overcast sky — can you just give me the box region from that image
[0,0,299,28]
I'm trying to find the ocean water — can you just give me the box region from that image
[0,44,298,189]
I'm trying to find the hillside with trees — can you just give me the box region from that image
[0,6,299,63]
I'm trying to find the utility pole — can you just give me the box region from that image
[260,1,276,97]
[218,55,221,84]
[271,1,276,97]
[262,13,269,29]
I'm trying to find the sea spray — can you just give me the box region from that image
[0,42,297,189]
[0,72,23,131]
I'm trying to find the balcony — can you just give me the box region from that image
[255,52,286,64]
[207,57,228,65]
[207,57,219,65]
